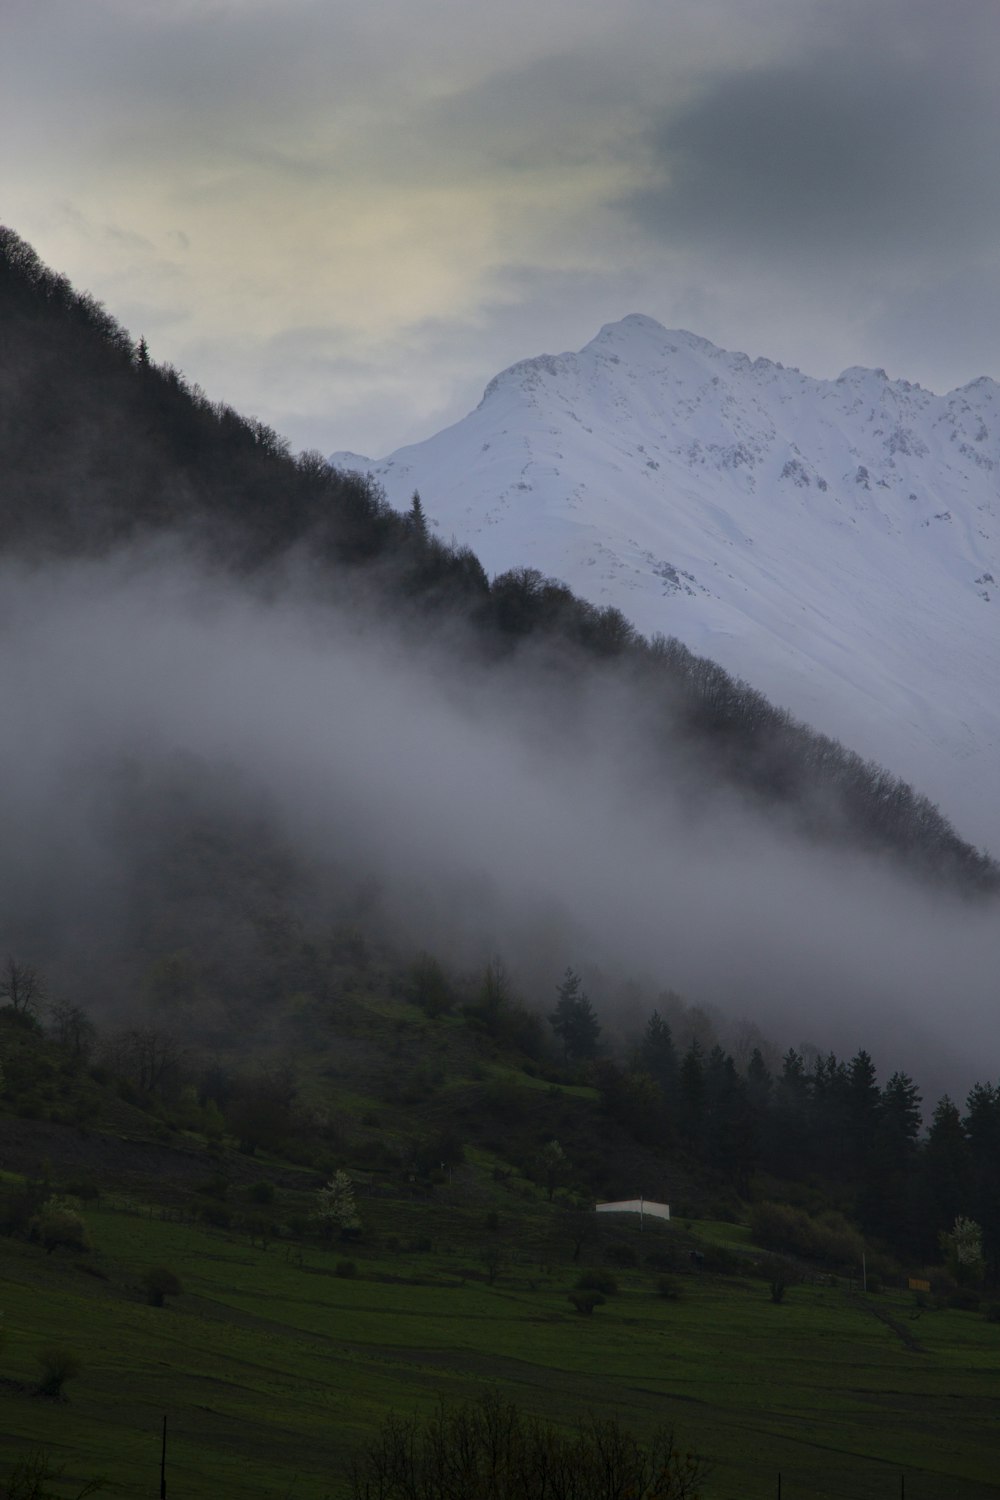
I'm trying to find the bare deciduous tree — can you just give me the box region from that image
[0,957,44,1018]
[350,1389,707,1500]
[48,1000,96,1060]
[102,1027,181,1095]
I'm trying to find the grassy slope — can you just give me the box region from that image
[1,1001,997,1499]
[2,1206,999,1500]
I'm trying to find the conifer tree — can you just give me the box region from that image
[845,1049,882,1170]
[677,1040,705,1144]
[548,968,601,1060]
[920,1095,971,1253]
[408,490,428,543]
[745,1047,772,1108]
[964,1082,1000,1278]
[639,1009,677,1095]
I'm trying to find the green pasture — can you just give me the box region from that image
[2,1206,999,1499]
[681,1219,753,1249]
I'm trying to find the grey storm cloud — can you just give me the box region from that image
[626,16,1000,270]
[870,264,1000,396]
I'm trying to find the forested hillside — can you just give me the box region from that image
[0,226,995,891]
[4,227,1000,1499]
[2,223,1000,1236]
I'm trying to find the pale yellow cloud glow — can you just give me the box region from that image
[4,0,999,452]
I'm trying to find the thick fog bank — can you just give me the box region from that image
[1,549,997,1099]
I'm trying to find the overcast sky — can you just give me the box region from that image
[5,0,999,456]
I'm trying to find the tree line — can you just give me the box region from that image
[598,1003,1000,1273]
[4,940,999,1288]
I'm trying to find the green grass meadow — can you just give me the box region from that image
[2,1205,1000,1499]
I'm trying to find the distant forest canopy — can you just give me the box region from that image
[4,938,1000,1279]
[1,226,994,893]
[602,1003,1000,1277]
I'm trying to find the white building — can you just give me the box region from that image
[595,1198,670,1223]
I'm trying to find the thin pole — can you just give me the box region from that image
[160,1414,167,1500]
[777,1472,781,1500]
[862,1252,867,1293]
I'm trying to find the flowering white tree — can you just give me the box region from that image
[316,1170,360,1237]
[941,1216,985,1286]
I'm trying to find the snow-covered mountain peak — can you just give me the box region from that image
[595,311,669,339]
[586,317,761,384]
[836,364,889,383]
[587,314,712,355]
[478,318,746,412]
[329,322,1000,847]
[478,351,571,408]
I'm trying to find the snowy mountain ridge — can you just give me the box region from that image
[330,315,1000,848]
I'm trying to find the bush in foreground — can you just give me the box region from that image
[757,1254,799,1305]
[29,1205,89,1256]
[141,1267,183,1307]
[35,1347,82,1401]
[0,1449,106,1498]
[749,1201,863,1267]
[350,1389,706,1499]
[576,1268,618,1295]
[568,1290,606,1315]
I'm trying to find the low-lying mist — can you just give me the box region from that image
[1,545,997,1101]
